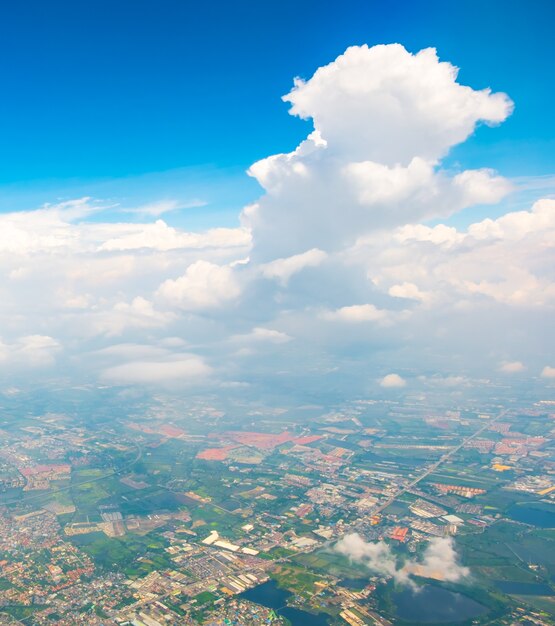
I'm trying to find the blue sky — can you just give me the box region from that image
[0,0,553,221]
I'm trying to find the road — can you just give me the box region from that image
[372,409,508,515]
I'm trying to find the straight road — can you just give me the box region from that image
[373,409,508,515]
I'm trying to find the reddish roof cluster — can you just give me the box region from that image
[293,435,323,446]
[217,430,323,450]
[225,431,295,449]
[159,424,186,438]
[391,527,409,542]
[196,445,238,460]
[20,464,71,477]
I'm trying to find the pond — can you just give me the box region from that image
[241,579,330,626]
[507,504,555,528]
[392,585,488,623]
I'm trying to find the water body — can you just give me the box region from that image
[495,581,554,596]
[0,488,22,502]
[392,585,487,623]
[338,577,369,590]
[241,580,330,626]
[507,504,555,528]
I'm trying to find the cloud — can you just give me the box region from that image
[322,304,389,323]
[89,297,175,336]
[419,375,470,388]
[260,248,327,285]
[407,537,470,583]
[541,366,555,379]
[99,221,250,252]
[121,198,207,218]
[243,44,512,261]
[379,373,406,388]
[232,327,292,344]
[0,44,551,390]
[101,354,212,385]
[91,343,171,361]
[335,533,406,583]
[359,198,555,309]
[157,260,242,310]
[388,282,429,303]
[0,200,250,256]
[0,335,60,367]
[283,45,511,165]
[468,197,555,240]
[499,361,525,373]
[335,534,468,586]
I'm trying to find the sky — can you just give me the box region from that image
[0,1,554,398]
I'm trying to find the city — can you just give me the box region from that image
[0,384,553,624]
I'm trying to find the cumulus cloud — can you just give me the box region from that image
[379,373,406,388]
[99,221,250,252]
[0,199,251,256]
[360,198,555,309]
[101,354,212,386]
[283,45,511,165]
[243,44,512,261]
[406,537,470,582]
[0,44,552,389]
[89,297,175,336]
[260,248,327,285]
[157,260,242,310]
[499,361,525,373]
[335,533,468,586]
[322,304,389,323]
[388,282,429,303]
[232,327,292,344]
[541,366,555,379]
[335,533,406,583]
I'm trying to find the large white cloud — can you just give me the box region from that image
[283,44,511,165]
[157,260,242,310]
[243,44,513,261]
[358,198,555,309]
[101,354,212,386]
[0,44,552,391]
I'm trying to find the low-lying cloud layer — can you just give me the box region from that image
[335,533,469,586]
[0,44,553,391]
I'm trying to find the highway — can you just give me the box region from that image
[372,409,508,515]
